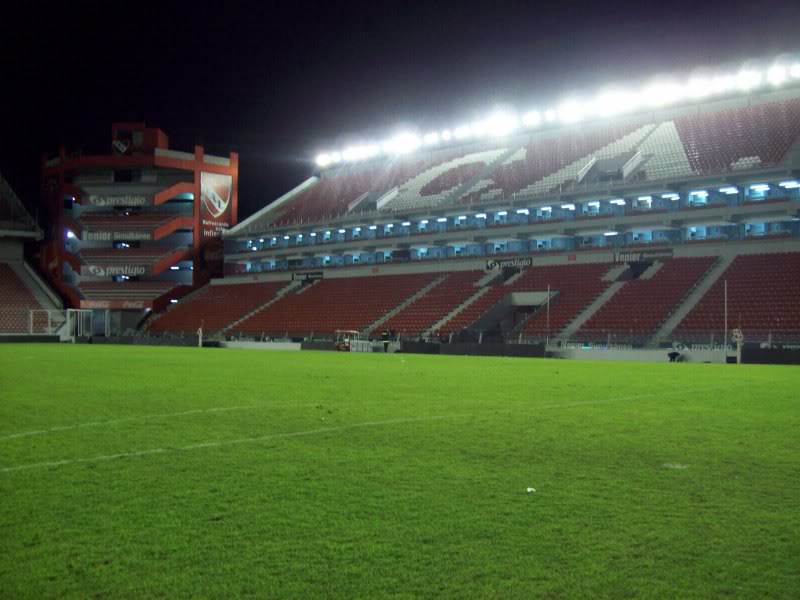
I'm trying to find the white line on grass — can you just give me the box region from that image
[0,406,259,442]
[0,384,729,473]
[0,413,475,473]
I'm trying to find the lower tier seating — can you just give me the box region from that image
[0,263,43,333]
[149,281,288,333]
[382,270,485,337]
[232,273,438,337]
[577,257,717,340]
[674,252,800,340]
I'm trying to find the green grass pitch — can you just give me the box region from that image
[1,344,798,598]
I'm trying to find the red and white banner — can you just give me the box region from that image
[80,299,152,310]
[200,172,233,239]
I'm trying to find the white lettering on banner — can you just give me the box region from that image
[87,194,149,207]
[486,257,533,270]
[83,265,148,277]
[201,219,230,238]
[84,231,153,241]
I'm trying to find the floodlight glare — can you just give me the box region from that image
[385,133,421,155]
[330,152,342,163]
[486,111,519,137]
[779,180,800,188]
[558,101,585,123]
[686,78,712,99]
[453,125,472,139]
[522,111,542,127]
[544,109,557,122]
[719,186,739,194]
[736,69,762,91]
[441,129,452,141]
[767,65,787,86]
[401,221,411,226]
[423,132,440,145]
[436,217,448,222]
[750,184,770,192]
[792,64,800,79]
[316,153,331,167]
[711,75,736,94]
[603,231,619,236]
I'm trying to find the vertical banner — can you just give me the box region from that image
[199,172,233,277]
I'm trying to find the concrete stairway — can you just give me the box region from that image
[638,260,664,280]
[10,261,62,311]
[648,255,734,344]
[602,264,629,281]
[221,280,301,334]
[560,281,627,338]
[425,286,491,335]
[363,275,446,337]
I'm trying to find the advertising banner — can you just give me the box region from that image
[80,299,151,310]
[84,230,153,242]
[485,257,533,270]
[80,264,151,277]
[200,172,233,239]
[616,248,674,262]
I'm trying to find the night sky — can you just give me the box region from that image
[2,1,799,222]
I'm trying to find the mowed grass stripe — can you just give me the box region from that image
[0,345,798,599]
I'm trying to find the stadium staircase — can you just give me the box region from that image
[648,255,732,343]
[560,281,627,338]
[144,283,212,331]
[426,286,492,336]
[362,275,446,337]
[221,280,301,334]
[9,261,62,312]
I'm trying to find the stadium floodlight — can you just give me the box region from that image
[170,266,180,270]
[522,111,542,127]
[593,91,638,117]
[330,152,342,163]
[423,132,440,145]
[711,74,736,95]
[750,184,770,192]
[170,299,178,304]
[471,120,488,137]
[436,217,448,222]
[369,225,377,230]
[401,221,411,226]
[486,111,519,137]
[719,186,739,194]
[441,129,452,141]
[736,69,762,91]
[641,81,684,107]
[544,109,557,122]
[767,65,788,86]
[384,133,421,155]
[792,64,800,79]
[610,199,627,205]
[558,101,585,123]
[604,231,619,236]
[685,78,713,99]
[475,213,487,219]
[453,125,472,140]
[560,203,576,210]
[587,201,600,207]
[516,208,530,215]
[316,153,332,167]
[778,180,800,188]
[496,210,508,216]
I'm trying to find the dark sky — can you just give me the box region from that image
[2,0,799,221]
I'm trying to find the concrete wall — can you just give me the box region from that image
[551,347,727,363]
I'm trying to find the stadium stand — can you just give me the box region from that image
[576,257,717,340]
[232,273,438,337]
[381,270,485,337]
[0,263,44,333]
[79,280,178,300]
[673,252,800,341]
[148,281,289,334]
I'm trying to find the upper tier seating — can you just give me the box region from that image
[633,121,694,181]
[79,280,178,300]
[674,252,800,340]
[438,263,611,337]
[674,98,800,173]
[577,257,717,340]
[0,263,43,333]
[382,149,507,212]
[149,281,288,333]
[232,273,438,337]
[381,270,485,336]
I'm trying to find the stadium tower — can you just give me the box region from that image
[40,123,238,333]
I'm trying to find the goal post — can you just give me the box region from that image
[29,309,94,341]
